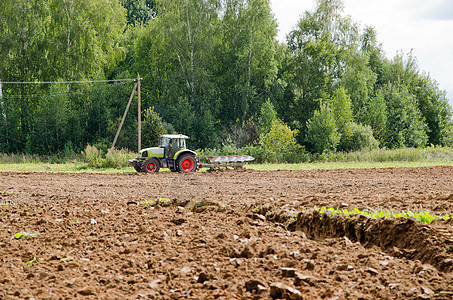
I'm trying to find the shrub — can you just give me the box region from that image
[242,144,266,164]
[82,145,134,168]
[82,145,104,168]
[260,119,305,163]
[343,123,379,152]
[104,149,135,168]
[222,119,259,148]
[306,103,341,153]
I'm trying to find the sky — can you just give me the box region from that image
[270,0,453,107]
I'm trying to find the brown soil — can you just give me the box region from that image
[1,167,453,299]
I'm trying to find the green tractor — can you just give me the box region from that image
[129,134,199,173]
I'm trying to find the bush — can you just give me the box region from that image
[342,123,379,152]
[242,144,266,164]
[82,145,104,168]
[222,119,259,148]
[104,149,135,168]
[306,103,341,153]
[198,123,308,164]
[82,145,134,168]
[260,119,305,163]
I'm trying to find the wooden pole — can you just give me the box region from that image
[110,81,138,152]
[0,79,7,148]
[0,79,5,122]
[137,76,141,152]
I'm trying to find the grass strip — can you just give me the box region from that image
[314,206,451,224]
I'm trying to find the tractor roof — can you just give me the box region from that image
[160,134,190,139]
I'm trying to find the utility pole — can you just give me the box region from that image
[110,77,143,152]
[0,79,5,122]
[0,79,8,149]
[137,76,142,152]
[110,81,138,152]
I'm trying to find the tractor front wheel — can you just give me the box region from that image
[142,158,160,173]
[177,154,197,172]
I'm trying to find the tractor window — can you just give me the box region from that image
[178,139,186,149]
[170,139,186,151]
[159,137,169,148]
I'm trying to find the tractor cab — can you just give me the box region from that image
[159,134,188,158]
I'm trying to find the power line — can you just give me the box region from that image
[1,81,133,99]
[0,79,137,84]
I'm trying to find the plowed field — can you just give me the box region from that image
[1,167,453,299]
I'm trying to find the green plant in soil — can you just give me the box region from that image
[314,206,450,224]
[0,190,23,194]
[26,257,36,265]
[60,257,75,262]
[140,198,171,207]
[13,232,38,239]
[192,201,216,211]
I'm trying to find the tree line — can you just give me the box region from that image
[1,0,452,157]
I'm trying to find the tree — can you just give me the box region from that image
[380,84,428,148]
[27,84,71,154]
[121,0,156,25]
[360,26,386,87]
[379,52,452,147]
[141,107,166,147]
[260,119,303,163]
[341,47,376,114]
[285,0,361,136]
[157,0,220,110]
[0,0,50,143]
[306,103,341,153]
[0,0,128,153]
[329,87,353,150]
[258,99,277,134]
[130,0,279,148]
[357,92,388,143]
[47,0,127,80]
[216,0,278,122]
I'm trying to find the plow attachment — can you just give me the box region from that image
[200,155,255,170]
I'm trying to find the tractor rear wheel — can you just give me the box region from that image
[177,154,197,172]
[142,158,160,173]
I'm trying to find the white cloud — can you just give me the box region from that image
[415,0,453,21]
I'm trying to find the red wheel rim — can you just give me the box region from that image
[181,158,194,172]
[146,163,157,172]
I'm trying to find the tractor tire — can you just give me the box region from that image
[177,154,197,172]
[142,158,160,173]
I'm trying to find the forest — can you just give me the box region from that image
[1,0,452,161]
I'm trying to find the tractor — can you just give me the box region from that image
[129,134,198,173]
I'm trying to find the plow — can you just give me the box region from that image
[200,155,255,171]
[129,134,254,173]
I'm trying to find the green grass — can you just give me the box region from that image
[314,206,451,224]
